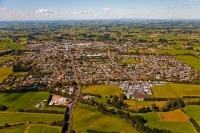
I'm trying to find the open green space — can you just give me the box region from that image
[82,85,123,96]
[184,105,200,121]
[162,49,195,55]
[0,55,13,63]
[0,125,26,133]
[72,103,138,133]
[122,58,137,64]
[175,55,200,70]
[0,112,63,125]
[0,92,66,112]
[27,124,61,133]
[0,67,13,83]
[152,83,200,98]
[131,111,195,133]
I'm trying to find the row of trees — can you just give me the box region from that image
[18,109,66,114]
[189,118,200,132]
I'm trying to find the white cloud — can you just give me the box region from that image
[36,9,57,16]
[103,8,112,13]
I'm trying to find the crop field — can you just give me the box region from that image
[82,85,123,96]
[72,103,138,133]
[0,112,63,125]
[0,125,26,133]
[184,105,200,121]
[152,83,200,98]
[130,111,195,133]
[175,55,200,70]
[0,92,66,112]
[25,124,61,133]
[158,109,189,122]
[0,67,13,83]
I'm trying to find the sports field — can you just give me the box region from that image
[152,83,200,98]
[175,55,200,70]
[0,67,12,83]
[82,85,123,96]
[72,103,138,133]
[0,92,66,112]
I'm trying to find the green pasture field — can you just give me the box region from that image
[131,111,195,133]
[0,92,66,112]
[26,124,61,133]
[0,38,26,50]
[72,103,138,133]
[82,85,123,97]
[94,97,107,104]
[184,105,200,121]
[0,125,26,133]
[161,49,195,55]
[125,100,155,110]
[0,112,63,125]
[152,83,200,98]
[175,55,200,70]
[0,55,13,63]
[0,67,13,83]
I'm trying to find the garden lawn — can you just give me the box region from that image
[175,55,200,70]
[82,85,123,97]
[72,103,138,133]
[0,67,12,83]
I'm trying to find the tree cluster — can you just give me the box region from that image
[50,120,64,126]
[87,129,119,133]
[187,100,200,105]
[0,104,7,111]
[107,95,128,109]
[160,98,185,112]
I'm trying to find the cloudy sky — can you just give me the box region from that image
[0,0,200,20]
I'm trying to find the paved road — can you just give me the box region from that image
[64,45,81,133]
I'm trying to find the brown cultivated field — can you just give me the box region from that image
[158,109,189,122]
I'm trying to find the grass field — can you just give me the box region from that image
[0,125,26,133]
[0,67,13,83]
[162,49,195,55]
[72,103,138,133]
[184,105,200,121]
[82,85,123,96]
[152,84,177,98]
[26,124,61,133]
[175,55,200,70]
[125,100,155,110]
[122,58,137,64]
[0,55,13,63]
[152,83,200,98]
[130,111,195,133]
[0,92,66,112]
[0,112,63,125]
